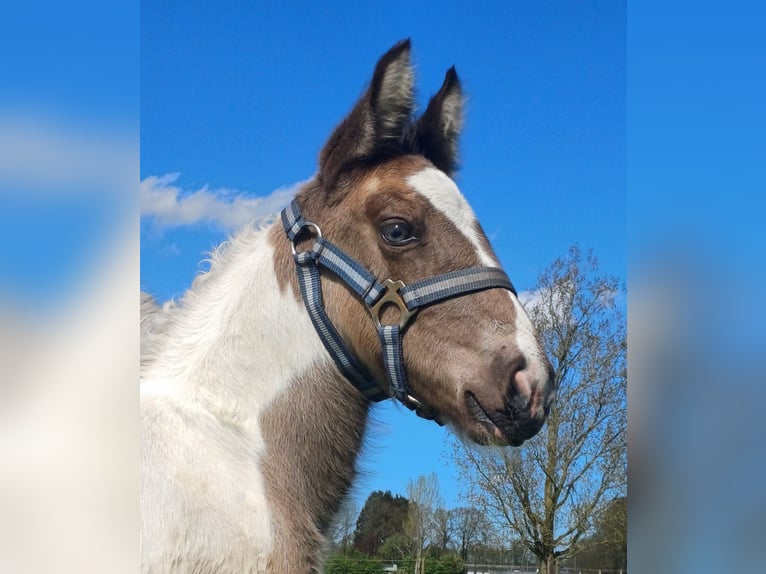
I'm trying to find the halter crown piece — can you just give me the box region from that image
[281,200,516,424]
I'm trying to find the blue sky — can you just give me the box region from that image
[2,1,765,570]
[140,1,625,510]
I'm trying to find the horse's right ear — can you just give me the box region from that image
[410,66,464,176]
[319,39,414,186]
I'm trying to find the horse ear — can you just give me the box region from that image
[411,66,464,175]
[319,39,414,185]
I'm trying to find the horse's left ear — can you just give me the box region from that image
[410,66,464,175]
[319,39,415,187]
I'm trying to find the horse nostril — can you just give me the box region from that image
[507,355,529,396]
[503,356,533,414]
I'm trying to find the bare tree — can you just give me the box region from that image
[328,497,358,554]
[450,246,627,574]
[431,507,454,553]
[405,473,442,574]
[450,507,488,561]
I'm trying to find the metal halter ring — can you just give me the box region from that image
[290,221,322,256]
[367,279,418,330]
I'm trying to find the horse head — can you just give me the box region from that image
[286,40,555,446]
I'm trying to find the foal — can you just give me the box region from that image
[141,40,554,573]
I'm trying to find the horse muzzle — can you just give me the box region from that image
[464,354,555,446]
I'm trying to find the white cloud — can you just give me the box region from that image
[519,282,619,326]
[518,285,567,323]
[140,173,302,232]
[518,288,544,311]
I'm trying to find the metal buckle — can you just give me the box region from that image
[367,279,417,330]
[400,393,442,424]
[290,221,322,256]
[403,393,424,411]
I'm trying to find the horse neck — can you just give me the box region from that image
[144,221,371,549]
[261,363,370,568]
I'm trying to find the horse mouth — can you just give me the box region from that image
[465,392,525,447]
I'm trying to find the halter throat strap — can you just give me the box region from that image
[281,200,516,422]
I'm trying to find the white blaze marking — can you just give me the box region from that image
[510,292,549,381]
[407,167,497,266]
[408,167,549,388]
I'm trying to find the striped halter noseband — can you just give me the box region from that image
[281,199,516,423]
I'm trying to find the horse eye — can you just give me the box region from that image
[380,219,417,246]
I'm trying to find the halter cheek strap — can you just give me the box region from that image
[281,200,516,423]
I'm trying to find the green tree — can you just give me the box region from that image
[377,532,411,561]
[450,246,627,574]
[596,496,627,569]
[574,496,627,570]
[353,491,410,556]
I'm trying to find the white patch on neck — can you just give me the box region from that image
[407,167,497,267]
[140,225,331,570]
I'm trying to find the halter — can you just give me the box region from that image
[281,199,516,423]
